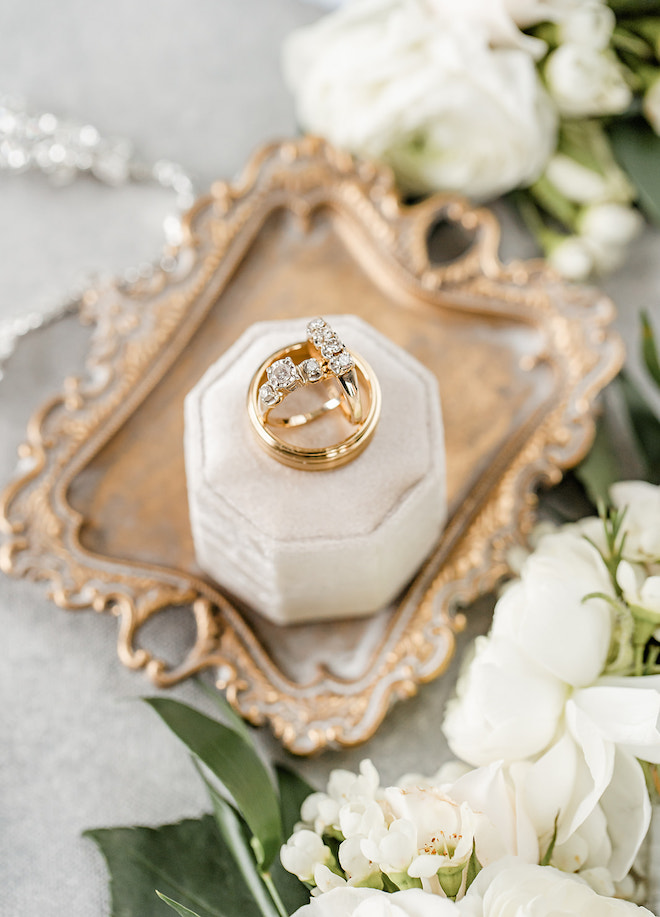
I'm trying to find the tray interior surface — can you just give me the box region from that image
[66,206,553,683]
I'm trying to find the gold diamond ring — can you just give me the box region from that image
[247,319,381,471]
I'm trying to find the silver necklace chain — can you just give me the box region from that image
[0,94,197,380]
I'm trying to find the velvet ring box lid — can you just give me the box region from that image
[184,315,447,624]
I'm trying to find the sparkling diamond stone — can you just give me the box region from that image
[267,356,299,390]
[329,351,354,375]
[321,337,343,358]
[306,317,327,338]
[300,358,323,383]
[259,382,280,406]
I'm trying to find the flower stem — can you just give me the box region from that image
[260,871,288,917]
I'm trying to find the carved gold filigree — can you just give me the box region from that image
[0,136,623,754]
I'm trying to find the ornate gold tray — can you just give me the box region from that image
[1,137,622,754]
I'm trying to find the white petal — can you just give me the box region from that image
[573,683,660,763]
[562,700,615,840]
[599,748,651,881]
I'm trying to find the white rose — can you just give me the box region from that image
[578,203,644,247]
[558,1,615,50]
[544,153,633,205]
[611,481,660,563]
[443,634,567,765]
[283,2,557,200]
[462,858,655,916]
[644,76,660,135]
[290,885,463,916]
[545,44,632,117]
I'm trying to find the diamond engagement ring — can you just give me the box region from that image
[247,318,381,471]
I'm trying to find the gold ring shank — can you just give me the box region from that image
[247,344,380,471]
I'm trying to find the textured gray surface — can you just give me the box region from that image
[1,2,659,915]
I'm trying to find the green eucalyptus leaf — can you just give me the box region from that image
[156,891,204,917]
[85,816,261,917]
[608,119,660,226]
[145,698,282,869]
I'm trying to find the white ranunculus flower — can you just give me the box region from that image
[442,634,568,765]
[578,203,644,248]
[283,1,557,200]
[290,885,463,916]
[611,481,660,563]
[462,858,655,916]
[644,76,660,135]
[545,44,632,117]
[492,530,614,687]
[558,0,615,50]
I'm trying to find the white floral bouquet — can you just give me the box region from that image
[277,481,660,916]
[283,0,660,279]
[86,481,660,916]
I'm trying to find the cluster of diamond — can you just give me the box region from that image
[306,318,355,377]
[259,353,325,409]
[258,318,354,410]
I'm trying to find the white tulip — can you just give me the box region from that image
[283,3,557,201]
[644,76,660,135]
[611,481,660,563]
[579,203,644,247]
[548,236,595,280]
[443,634,568,765]
[545,44,632,117]
[281,830,335,883]
[559,1,615,50]
[462,858,655,916]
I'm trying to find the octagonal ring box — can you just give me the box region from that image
[184,315,447,625]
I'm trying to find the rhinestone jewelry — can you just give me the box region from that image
[0,94,196,381]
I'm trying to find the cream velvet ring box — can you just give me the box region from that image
[183,315,447,625]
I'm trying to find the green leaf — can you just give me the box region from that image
[541,815,560,867]
[85,816,261,917]
[608,119,660,226]
[465,842,482,890]
[194,677,253,745]
[576,413,626,506]
[642,310,660,387]
[620,374,660,482]
[275,765,315,837]
[192,760,283,917]
[270,766,316,914]
[145,698,282,869]
[608,0,660,15]
[157,891,204,917]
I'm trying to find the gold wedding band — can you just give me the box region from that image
[247,318,381,471]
